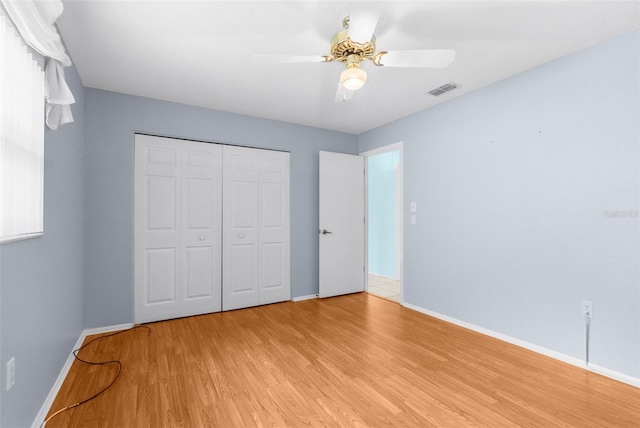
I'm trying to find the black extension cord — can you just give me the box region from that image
[41,325,151,427]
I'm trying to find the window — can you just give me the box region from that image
[0,12,45,243]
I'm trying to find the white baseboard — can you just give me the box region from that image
[368,272,399,281]
[587,363,640,387]
[402,302,639,389]
[292,294,318,302]
[32,323,134,428]
[81,323,134,337]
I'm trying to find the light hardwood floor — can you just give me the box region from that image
[46,293,639,427]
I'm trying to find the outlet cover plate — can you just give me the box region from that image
[581,300,594,319]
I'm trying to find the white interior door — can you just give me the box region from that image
[319,151,365,298]
[135,135,222,323]
[223,145,290,311]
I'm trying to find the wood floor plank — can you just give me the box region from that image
[45,293,640,427]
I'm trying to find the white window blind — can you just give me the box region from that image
[0,12,45,243]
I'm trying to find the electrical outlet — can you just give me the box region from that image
[6,357,15,391]
[581,300,594,319]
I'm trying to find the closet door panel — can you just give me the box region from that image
[147,176,177,230]
[135,137,183,322]
[228,243,258,308]
[223,146,260,311]
[261,242,283,288]
[184,246,214,298]
[185,179,213,228]
[258,151,290,305]
[180,142,222,316]
[145,248,177,303]
[135,135,222,323]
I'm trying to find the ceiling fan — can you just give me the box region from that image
[253,4,456,102]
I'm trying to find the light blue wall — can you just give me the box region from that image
[368,151,399,278]
[83,89,358,328]
[359,31,640,379]
[0,65,86,427]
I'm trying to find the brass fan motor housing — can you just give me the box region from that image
[329,29,377,64]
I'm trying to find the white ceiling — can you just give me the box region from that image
[57,1,640,134]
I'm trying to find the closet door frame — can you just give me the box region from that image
[134,135,291,322]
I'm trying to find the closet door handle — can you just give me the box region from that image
[238,234,245,239]
[320,229,332,235]
[199,236,205,241]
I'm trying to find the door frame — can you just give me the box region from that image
[360,141,404,304]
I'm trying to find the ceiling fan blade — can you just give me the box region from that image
[252,55,331,64]
[347,3,382,43]
[375,49,456,68]
[335,81,354,103]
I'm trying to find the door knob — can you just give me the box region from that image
[199,236,205,241]
[320,229,332,235]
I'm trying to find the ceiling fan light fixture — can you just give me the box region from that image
[340,63,367,91]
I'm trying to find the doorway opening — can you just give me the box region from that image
[362,143,403,303]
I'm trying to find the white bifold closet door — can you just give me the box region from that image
[222,145,291,311]
[135,135,222,324]
[135,135,291,323]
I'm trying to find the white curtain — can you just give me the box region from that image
[1,0,74,130]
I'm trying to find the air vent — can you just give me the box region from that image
[428,82,459,96]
